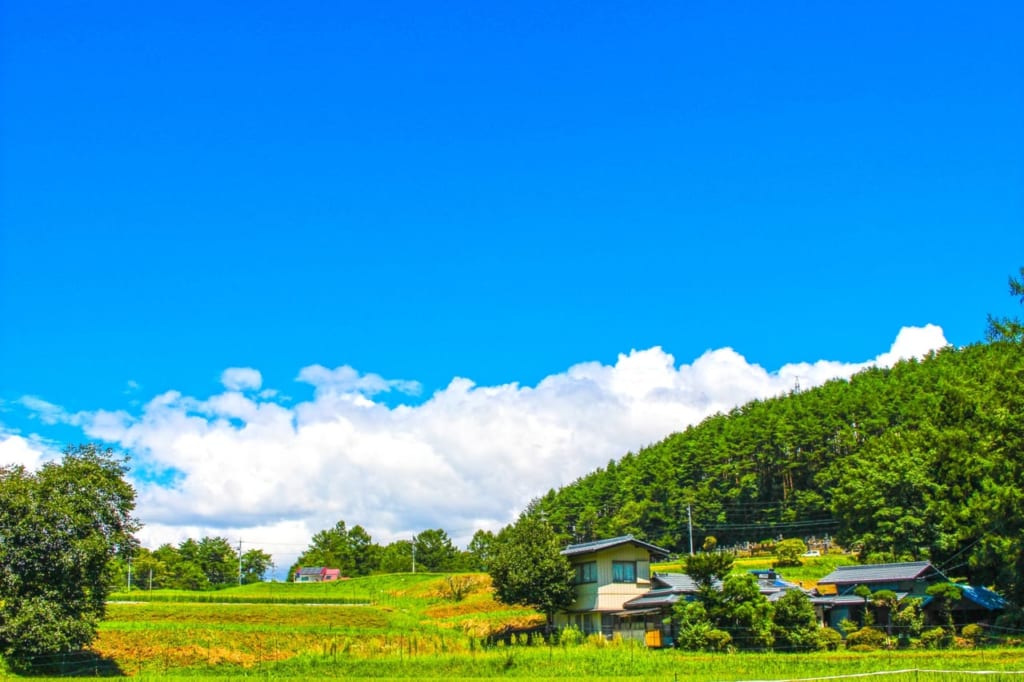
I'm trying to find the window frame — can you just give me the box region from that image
[612,560,637,583]
[574,561,598,584]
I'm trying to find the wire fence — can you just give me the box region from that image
[737,670,1024,682]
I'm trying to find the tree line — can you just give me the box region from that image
[287,521,498,578]
[107,523,501,589]
[109,537,272,591]
[529,268,1024,606]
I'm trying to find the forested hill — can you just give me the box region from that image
[530,339,1024,602]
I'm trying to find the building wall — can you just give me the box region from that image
[555,544,656,633]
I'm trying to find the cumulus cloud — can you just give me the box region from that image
[14,326,948,569]
[221,367,263,391]
[0,432,59,470]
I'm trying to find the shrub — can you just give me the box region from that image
[845,627,887,650]
[838,618,859,636]
[674,601,713,651]
[961,623,985,647]
[440,575,477,602]
[918,627,948,649]
[816,627,843,651]
[557,625,583,647]
[774,539,807,567]
[705,629,732,651]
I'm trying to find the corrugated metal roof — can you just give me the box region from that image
[817,561,943,585]
[561,535,670,559]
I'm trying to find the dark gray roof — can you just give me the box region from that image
[652,573,702,591]
[623,590,684,610]
[622,573,703,611]
[561,535,670,560]
[817,561,943,586]
[297,566,324,575]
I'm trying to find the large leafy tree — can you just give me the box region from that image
[377,539,413,573]
[466,529,496,570]
[291,520,380,578]
[0,445,139,668]
[488,515,575,630]
[196,536,239,587]
[413,528,459,572]
[241,548,273,584]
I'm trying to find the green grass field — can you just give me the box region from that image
[4,570,1024,680]
[653,552,860,588]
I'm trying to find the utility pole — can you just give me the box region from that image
[127,556,132,592]
[411,535,417,574]
[687,505,694,556]
[238,539,243,586]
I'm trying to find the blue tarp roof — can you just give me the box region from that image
[957,584,1007,611]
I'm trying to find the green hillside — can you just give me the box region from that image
[531,339,1024,604]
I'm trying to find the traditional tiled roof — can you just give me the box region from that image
[561,535,670,560]
[651,573,702,592]
[817,561,943,586]
[623,589,685,610]
[623,573,702,611]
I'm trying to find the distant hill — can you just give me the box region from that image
[529,340,1024,605]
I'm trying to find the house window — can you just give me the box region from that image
[612,561,637,583]
[575,561,597,584]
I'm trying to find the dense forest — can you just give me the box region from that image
[531,292,1024,605]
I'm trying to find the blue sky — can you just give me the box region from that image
[1,1,1022,563]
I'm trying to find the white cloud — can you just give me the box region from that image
[18,395,76,425]
[297,364,422,396]
[874,323,947,367]
[221,367,263,391]
[23,326,947,569]
[0,433,59,470]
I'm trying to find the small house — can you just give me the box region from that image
[293,566,343,583]
[554,535,670,640]
[813,561,1005,630]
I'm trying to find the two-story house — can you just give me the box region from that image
[554,535,670,638]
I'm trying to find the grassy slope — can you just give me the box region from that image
[6,565,1022,679]
[95,573,546,676]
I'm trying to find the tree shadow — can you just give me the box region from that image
[8,649,126,677]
